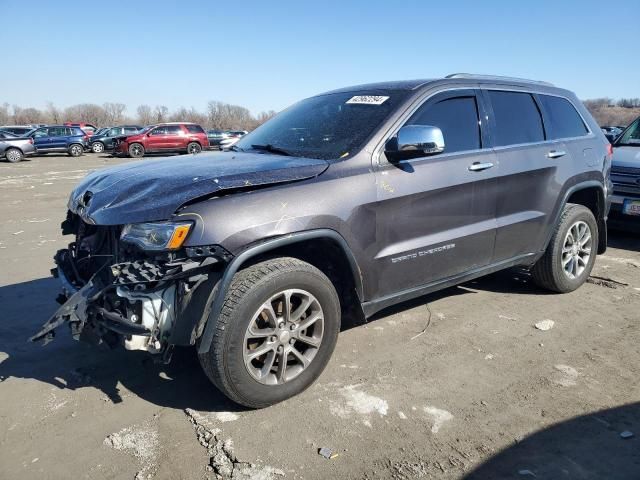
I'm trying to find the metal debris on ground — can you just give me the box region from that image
[587,275,630,288]
[620,430,635,439]
[410,303,432,340]
[534,319,554,331]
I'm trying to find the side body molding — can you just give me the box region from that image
[197,229,363,354]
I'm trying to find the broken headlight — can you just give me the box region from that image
[120,221,192,251]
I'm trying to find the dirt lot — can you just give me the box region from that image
[1,153,639,480]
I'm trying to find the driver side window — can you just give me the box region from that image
[407,95,481,154]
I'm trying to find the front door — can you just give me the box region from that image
[146,126,167,151]
[32,127,50,151]
[373,89,499,299]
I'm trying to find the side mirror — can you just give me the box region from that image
[385,125,445,159]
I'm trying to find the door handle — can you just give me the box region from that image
[547,150,567,159]
[468,162,494,172]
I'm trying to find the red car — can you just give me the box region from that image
[113,123,210,158]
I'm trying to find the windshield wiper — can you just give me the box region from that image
[250,144,292,156]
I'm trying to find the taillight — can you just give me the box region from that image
[29,138,34,144]
[83,135,89,142]
[607,143,613,157]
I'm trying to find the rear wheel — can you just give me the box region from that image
[91,142,104,153]
[5,147,23,163]
[187,142,202,155]
[198,257,341,408]
[532,203,598,292]
[128,143,145,158]
[68,144,83,157]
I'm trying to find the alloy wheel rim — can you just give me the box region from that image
[562,220,592,279]
[243,289,324,385]
[7,150,20,161]
[93,143,103,153]
[71,146,81,155]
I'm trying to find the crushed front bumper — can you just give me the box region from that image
[31,248,225,355]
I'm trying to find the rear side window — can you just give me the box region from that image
[488,91,544,146]
[185,124,205,134]
[166,125,183,135]
[538,95,588,139]
[48,127,66,136]
[124,127,138,134]
[407,96,481,153]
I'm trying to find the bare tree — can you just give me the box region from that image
[136,105,153,125]
[154,105,169,123]
[0,103,10,125]
[103,102,127,124]
[45,102,61,124]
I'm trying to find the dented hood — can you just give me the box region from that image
[68,151,329,225]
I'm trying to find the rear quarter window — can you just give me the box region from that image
[488,91,545,146]
[185,124,205,134]
[539,95,588,139]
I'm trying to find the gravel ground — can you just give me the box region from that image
[0,153,639,480]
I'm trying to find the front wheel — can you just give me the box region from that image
[198,257,341,408]
[187,142,202,155]
[68,144,83,157]
[532,203,598,293]
[91,142,104,153]
[5,147,24,163]
[128,143,145,158]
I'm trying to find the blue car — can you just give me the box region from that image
[29,125,89,157]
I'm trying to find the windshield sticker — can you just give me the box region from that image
[346,95,389,105]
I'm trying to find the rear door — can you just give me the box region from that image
[374,89,499,297]
[47,126,68,150]
[164,125,185,149]
[483,89,567,262]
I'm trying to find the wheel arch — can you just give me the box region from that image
[548,181,607,255]
[197,229,364,354]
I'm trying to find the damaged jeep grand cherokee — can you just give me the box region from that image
[32,74,612,408]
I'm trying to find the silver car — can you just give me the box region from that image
[0,130,36,163]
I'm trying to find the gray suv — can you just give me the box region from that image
[32,74,612,407]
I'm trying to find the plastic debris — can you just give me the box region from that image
[620,430,634,439]
[318,447,333,459]
[535,319,554,331]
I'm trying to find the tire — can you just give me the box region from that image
[128,143,145,158]
[532,203,598,293]
[198,257,341,408]
[5,147,23,163]
[68,144,83,157]
[91,142,105,153]
[187,142,202,155]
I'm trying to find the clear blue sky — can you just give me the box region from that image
[1,0,637,115]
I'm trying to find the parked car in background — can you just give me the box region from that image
[0,130,36,163]
[64,122,97,135]
[113,122,209,158]
[92,127,110,137]
[206,129,230,148]
[208,129,248,150]
[29,125,89,157]
[602,126,623,143]
[0,125,37,136]
[89,125,143,153]
[609,116,640,230]
[33,74,611,408]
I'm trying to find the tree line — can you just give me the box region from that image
[0,101,277,131]
[583,97,640,127]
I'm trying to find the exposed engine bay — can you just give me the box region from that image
[30,212,230,360]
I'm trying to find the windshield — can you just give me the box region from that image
[235,91,409,160]
[616,117,640,146]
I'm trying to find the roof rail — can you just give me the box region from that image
[445,73,554,87]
